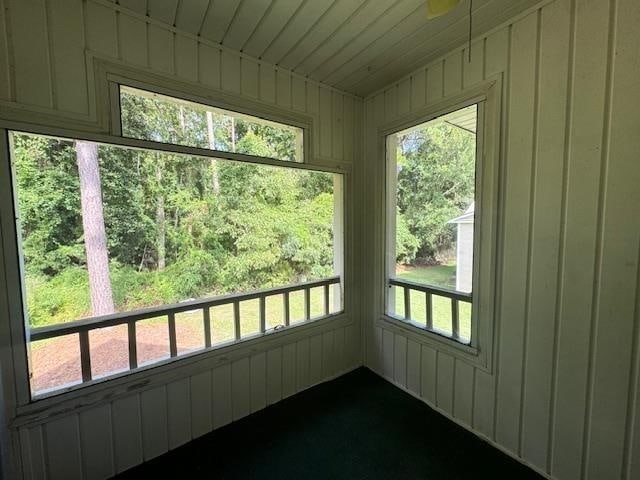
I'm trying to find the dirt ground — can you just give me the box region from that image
[30,317,220,395]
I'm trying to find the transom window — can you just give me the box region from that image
[386,104,480,345]
[7,86,342,399]
[120,85,304,163]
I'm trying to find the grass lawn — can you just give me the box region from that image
[394,264,471,342]
[31,285,341,352]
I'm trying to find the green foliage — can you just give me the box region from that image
[14,109,335,327]
[396,122,475,263]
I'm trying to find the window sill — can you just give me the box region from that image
[377,315,488,370]
[12,312,350,428]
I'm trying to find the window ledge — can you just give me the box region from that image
[11,312,351,428]
[377,315,488,370]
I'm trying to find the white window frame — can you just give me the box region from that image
[0,74,347,413]
[377,78,502,370]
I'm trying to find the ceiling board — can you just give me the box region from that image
[277,0,368,69]
[147,0,179,25]
[131,0,544,96]
[240,0,305,57]
[259,0,334,63]
[199,0,242,43]
[223,0,273,51]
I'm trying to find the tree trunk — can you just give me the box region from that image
[155,154,166,271]
[75,141,115,316]
[206,111,220,194]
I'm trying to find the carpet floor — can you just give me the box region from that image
[115,367,543,479]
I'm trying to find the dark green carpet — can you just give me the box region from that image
[115,368,543,479]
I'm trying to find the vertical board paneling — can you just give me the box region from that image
[282,342,297,397]
[425,61,443,103]
[240,58,259,99]
[363,2,640,480]
[79,404,115,480]
[112,395,143,473]
[231,357,251,420]
[5,3,362,479]
[198,44,220,89]
[454,360,474,427]
[266,347,282,405]
[20,426,46,480]
[190,370,213,438]
[140,386,169,460]
[48,0,87,114]
[45,415,82,480]
[436,352,454,415]
[8,0,52,108]
[397,78,410,116]
[119,14,148,67]
[494,12,538,454]
[334,326,345,373]
[406,339,421,395]
[319,87,332,158]
[410,69,426,111]
[259,64,276,104]
[551,1,611,478]
[175,34,198,82]
[167,378,191,448]
[463,40,485,88]
[393,334,407,388]
[443,51,463,97]
[85,1,118,58]
[221,51,241,94]
[343,96,355,162]
[309,334,323,385]
[0,0,11,100]
[250,352,267,413]
[331,92,344,160]
[276,69,291,108]
[212,364,232,429]
[586,0,640,476]
[291,76,306,112]
[148,25,174,74]
[520,0,570,469]
[295,337,310,391]
[382,328,394,380]
[322,330,335,379]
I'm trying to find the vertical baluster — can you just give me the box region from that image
[283,292,290,326]
[404,287,411,320]
[233,301,241,340]
[324,283,330,316]
[451,299,459,339]
[79,330,91,382]
[168,312,177,357]
[259,296,266,333]
[203,307,211,348]
[426,293,433,330]
[304,288,311,321]
[128,321,138,369]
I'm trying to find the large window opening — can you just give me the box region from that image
[386,104,480,344]
[10,124,341,398]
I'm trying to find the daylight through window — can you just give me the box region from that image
[386,104,479,344]
[11,124,341,397]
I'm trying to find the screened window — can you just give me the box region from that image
[120,86,304,163]
[386,104,479,344]
[9,95,339,398]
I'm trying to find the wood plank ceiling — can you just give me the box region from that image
[114,0,542,96]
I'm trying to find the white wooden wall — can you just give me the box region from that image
[362,1,640,479]
[18,323,358,479]
[0,1,363,479]
[0,0,360,167]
